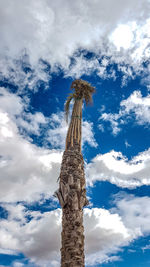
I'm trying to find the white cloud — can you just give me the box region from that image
[100,90,150,135]
[0,92,62,202]
[82,121,98,148]
[113,194,150,238]
[0,248,17,255]
[0,87,64,203]
[0,0,150,85]
[0,113,62,202]
[64,55,116,80]
[142,244,150,252]
[46,112,68,149]
[110,24,134,50]
[120,90,150,125]
[0,55,50,92]
[86,195,150,264]
[86,148,150,188]
[100,112,121,135]
[2,195,150,266]
[84,207,130,265]
[13,263,25,267]
[0,87,49,137]
[0,204,131,267]
[0,205,62,267]
[125,140,131,148]
[17,112,48,136]
[0,87,25,116]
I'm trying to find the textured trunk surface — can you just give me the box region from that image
[65,99,82,152]
[60,149,87,266]
[61,208,84,266]
[55,99,88,266]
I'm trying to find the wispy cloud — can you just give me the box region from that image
[99,90,150,135]
[0,0,150,86]
[125,140,131,148]
[86,148,150,188]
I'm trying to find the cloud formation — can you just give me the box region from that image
[100,90,150,135]
[86,149,150,188]
[1,194,150,266]
[0,87,62,202]
[0,204,130,266]
[0,205,62,267]
[113,194,150,237]
[0,0,150,86]
[0,110,61,202]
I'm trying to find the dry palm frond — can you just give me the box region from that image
[65,93,74,123]
[70,79,95,105]
[65,79,95,122]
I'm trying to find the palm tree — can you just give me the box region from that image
[55,79,95,266]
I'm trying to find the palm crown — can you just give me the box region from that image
[65,79,95,122]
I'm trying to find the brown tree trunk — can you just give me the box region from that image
[65,99,82,152]
[55,99,88,266]
[60,149,88,266]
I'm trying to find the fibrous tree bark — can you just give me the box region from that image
[55,80,95,267]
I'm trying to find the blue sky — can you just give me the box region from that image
[0,0,150,266]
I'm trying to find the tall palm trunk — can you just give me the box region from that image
[66,99,82,151]
[56,98,88,266]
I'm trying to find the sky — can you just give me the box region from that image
[0,0,150,266]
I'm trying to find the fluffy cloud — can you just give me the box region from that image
[113,194,150,237]
[0,0,150,87]
[0,87,49,136]
[100,90,150,135]
[86,149,150,188]
[84,208,130,265]
[17,112,48,136]
[0,87,24,115]
[0,204,130,266]
[0,109,62,202]
[0,205,62,267]
[1,194,150,266]
[120,90,150,125]
[0,88,62,202]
